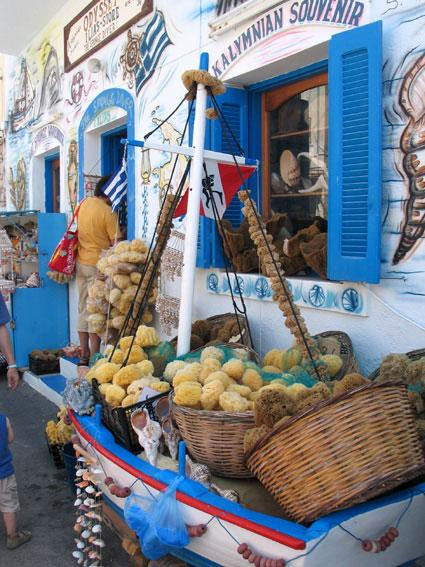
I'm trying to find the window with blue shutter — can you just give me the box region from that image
[210,87,249,267]
[328,20,382,283]
[188,101,212,268]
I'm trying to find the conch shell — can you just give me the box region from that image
[162,417,180,461]
[280,150,300,188]
[131,408,162,466]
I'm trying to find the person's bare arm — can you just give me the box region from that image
[0,325,20,390]
[6,418,14,443]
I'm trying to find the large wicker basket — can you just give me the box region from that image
[246,381,425,524]
[171,343,258,478]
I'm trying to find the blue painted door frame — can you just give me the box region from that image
[101,125,128,176]
[78,89,135,238]
[45,153,60,213]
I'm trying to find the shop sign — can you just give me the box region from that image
[212,0,369,79]
[64,0,153,72]
[32,124,64,155]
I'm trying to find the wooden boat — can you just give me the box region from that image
[70,406,425,567]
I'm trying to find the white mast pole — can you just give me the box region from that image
[176,53,209,357]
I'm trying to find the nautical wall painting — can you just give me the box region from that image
[67,140,78,211]
[9,59,35,133]
[8,158,27,211]
[121,11,172,93]
[206,272,367,317]
[65,70,100,124]
[37,43,61,118]
[378,2,425,330]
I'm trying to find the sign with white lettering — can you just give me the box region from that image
[211,0,370,80]
[64,0,153,72]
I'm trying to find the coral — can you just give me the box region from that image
[378,353,410,382]
[254,389,294,428]
[174,381,202,408]
[200,346,225,364]
[408,391,425,414]
[204,371,233,388]
[405,359,425,385]
[219,391,249,412]
[122,395,137,408]
[150,381,171,393]
[200,379,226,410]
[135,325,160,347]
[332,373,369,396]
[241,369,263,391]
[321,354,343,378]
[124,344,147,364]
[227,384,252,398]
[112,365,142,388]
[105,385,126,408]
[243,425,269,453]
[136,359,154,376]
[94,362,120,384]
[163,360,186,383]
[222,358,245,381]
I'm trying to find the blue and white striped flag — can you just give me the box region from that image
[102,159,128,212]
[135,11,172,95]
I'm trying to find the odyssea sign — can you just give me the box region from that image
[211,0,370,79]
[64,0,153,72]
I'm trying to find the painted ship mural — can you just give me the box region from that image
[10,59,35,133]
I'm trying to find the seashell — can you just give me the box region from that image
[75,539,85,550]
[95,491,103,498]
[162,417,180,461]
[76,515,85,524]
[92,538,105,548]
[89,502,102,508]
[92,524,102,533]
[90,468,102,475]
[79,505,89,512]
[131,409,161,466]
[155,396,171,421]
[74,498,82,506]
[76,469,86,477]
[279,150,300,188]
[72,550,84,563]
[76,481,89,488]
[82,471,92,481]
[77,456,86,463]
[85,485,96,494]
[85,512,102,521]
[74,523,82,534]
[88,551,101,560]
[84,498,95,506]
[81,529,91,539]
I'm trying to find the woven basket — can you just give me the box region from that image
[172,343,258,478]
[246,381,425,524]
[368,348,425,381]
[313,330,358,380]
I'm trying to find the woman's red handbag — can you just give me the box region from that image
[48,202,83,276]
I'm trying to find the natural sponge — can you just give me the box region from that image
[333,373,369,396]
[136,359,154,376]
[200,379,225,410]
[222,358,245,381]
[408,391,425,414]
[113,364,142,388]
[135,325,160,347]
[241,369,263,391]
[204,371,233,389]
[378,353,410,382]
[219,391,249,412]
[124,344,147,364]
[105,384,126,407]
[405,359,425,385]
[174,381,202,408]
[163,360,186,383]
[254,389,293,428]
[321,354,343,378]
[200,346,225,364]
[243,425,269,453]
[94,362,120,384]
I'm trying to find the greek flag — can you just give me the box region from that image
[135,11,172,95]
[102,160,127,212]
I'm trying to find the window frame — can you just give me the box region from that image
[261,71,328,218]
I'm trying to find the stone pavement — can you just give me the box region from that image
[0,376,130,566]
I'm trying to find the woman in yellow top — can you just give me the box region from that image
[76,177,121,365]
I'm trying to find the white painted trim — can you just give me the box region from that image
[23,370,63,407]
[209,0,282,36]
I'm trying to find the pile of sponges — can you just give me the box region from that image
[86,239,157,337]
[45,406,74,445]
[86,326,171,409]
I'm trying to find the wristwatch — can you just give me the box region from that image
[7,364,17,369]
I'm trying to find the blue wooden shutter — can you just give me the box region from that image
[328,20,382,283]
[188,102,212,268]
[210,87,248,267]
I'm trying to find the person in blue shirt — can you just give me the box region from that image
[0,293,20,390]
[0,414,31,549]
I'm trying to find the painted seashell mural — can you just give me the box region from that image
[279,150,300,188]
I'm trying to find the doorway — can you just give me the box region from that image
[45,154,60,212]
[101,126,127,176]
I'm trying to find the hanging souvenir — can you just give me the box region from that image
[161,229,185,281]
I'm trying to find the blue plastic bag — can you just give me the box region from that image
[124,476,189,560]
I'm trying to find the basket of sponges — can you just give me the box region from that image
[170,343,260,478]
[245,378,425,524]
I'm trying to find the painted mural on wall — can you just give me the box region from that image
[8,158,27,211]
[0,131,5,209]
[120,10,172,93]
[378,1,425,330]
[37,43,61,119]
[9,59,35,133]
[65,69,99,124]
[67,139,78,210]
